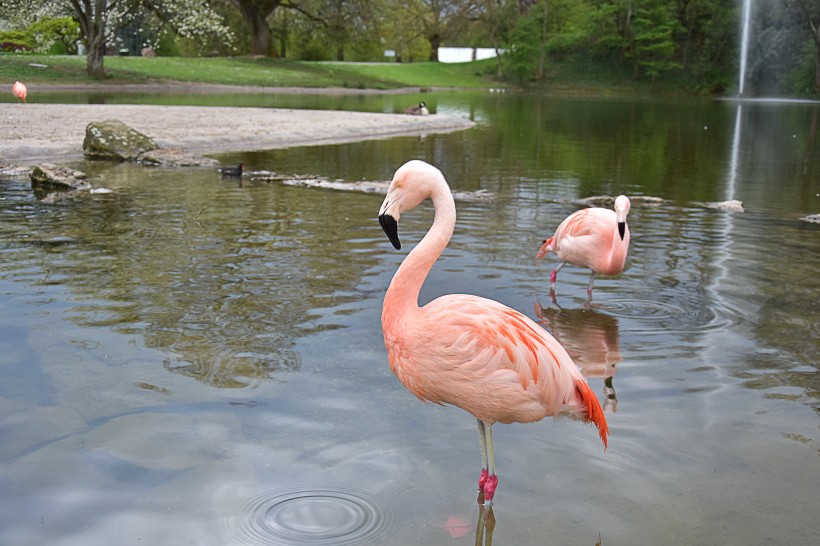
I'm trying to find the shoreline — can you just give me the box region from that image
[0,102,475,164]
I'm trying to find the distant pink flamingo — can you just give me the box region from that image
[378,160,608,506]
[12,81,27,103]
[537,196,631,300]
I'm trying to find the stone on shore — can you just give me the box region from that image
[30,163,91,191]
[84,120,158,161]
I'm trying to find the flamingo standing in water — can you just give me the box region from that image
[378,160,608,506]
[12,81,27,103]
[537,196,631,300]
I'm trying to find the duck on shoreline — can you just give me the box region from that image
[403,101,429,115]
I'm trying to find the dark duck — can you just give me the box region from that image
[218,163,244,177]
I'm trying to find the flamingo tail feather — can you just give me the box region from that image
[576,378,609,450]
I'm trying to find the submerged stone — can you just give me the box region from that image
[30,163,91,190]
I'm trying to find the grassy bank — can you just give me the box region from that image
[1,53,718,97]
[0,54,502,90]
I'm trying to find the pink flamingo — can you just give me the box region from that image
[378,160,608,506]
[537,196,631,300]
[12,81,27,103]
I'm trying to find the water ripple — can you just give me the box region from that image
[594,295,737,335]
[231,485,392,545]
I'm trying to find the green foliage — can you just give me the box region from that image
[782,39,818,96]
[503,8,544,81]
[155,28,181,57]
[0,30,35,51]
[629,2,682,80]
[28,16,80,54]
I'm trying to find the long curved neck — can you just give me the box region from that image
[383,186,456,319]
[608,224,629,270]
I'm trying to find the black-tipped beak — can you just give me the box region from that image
[379,214,401,249]
[618,221,626,240]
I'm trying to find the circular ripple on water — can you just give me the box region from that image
[595,296,737,335]
[233,485,392,545]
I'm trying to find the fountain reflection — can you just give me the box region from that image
[534,300,621,413]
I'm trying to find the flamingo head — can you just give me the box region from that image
[378,160,445,250]
[614,195,630,240]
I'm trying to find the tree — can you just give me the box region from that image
[795,0,820,92]
[392,0,480,62]
[503,0,589,81]
[228,0,282,56]
[592,0,681,80]
[0,1,234,78]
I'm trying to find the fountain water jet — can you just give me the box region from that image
[738,0,753,96]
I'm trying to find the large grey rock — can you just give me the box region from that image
[83,119,158,161]
[30,163,91,190]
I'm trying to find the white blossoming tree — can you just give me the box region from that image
[0,0,235,78]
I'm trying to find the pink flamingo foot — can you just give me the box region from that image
[483,474,499,505]
[478,468,489,490]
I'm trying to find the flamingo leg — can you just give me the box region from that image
[477,419,489,492]
[549,262,566,290]
[586,271,597,300]
[478,421,498,507]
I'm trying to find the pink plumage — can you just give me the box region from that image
[537,196,631,299]
[378,160,608,506]
[12,81,27,103]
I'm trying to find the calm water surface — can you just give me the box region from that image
[1,92,818,545]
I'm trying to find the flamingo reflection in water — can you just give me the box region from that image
[535,302,622,413]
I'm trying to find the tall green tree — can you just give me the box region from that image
[794,0,820,92]
[392,0,479,61]
[503,0,589,81]
[228,0,281,55]
[593,0,680,80]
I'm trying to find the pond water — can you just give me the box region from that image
[1,91,818,545]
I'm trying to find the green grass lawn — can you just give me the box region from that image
[0,54,503,90]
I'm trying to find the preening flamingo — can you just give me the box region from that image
[378,160,608,506]
[537,196,631,300]
[12,81,27,103]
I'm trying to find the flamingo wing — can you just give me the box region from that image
[387,293,606,442]
[551,209,617,265]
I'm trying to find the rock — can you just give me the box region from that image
[137,148,219,168]
[83,120,158,161]
[30,163,91,190]
[700,200,745,213]
[579,195,664,207]
[0,162,31,177]
[253,171,494,201]
[800,214,820,224]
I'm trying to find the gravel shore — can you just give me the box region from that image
[0,103,475,163]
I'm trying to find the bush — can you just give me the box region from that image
[28,17,81,54]
[0,30,35,52]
